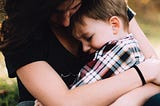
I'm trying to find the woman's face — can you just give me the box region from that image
[51,0,81,27]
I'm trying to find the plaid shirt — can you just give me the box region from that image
[71,34,145,89]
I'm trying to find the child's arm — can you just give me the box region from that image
[110,83,160,106]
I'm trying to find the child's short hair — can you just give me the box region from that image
[71,0,129,32]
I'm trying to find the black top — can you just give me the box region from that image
[2,25,87,102]
[2,8,135,102]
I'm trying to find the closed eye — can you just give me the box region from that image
[86,35,93,42]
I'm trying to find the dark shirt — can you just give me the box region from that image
[2,25,86,102]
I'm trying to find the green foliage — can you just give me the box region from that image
[0,53,19,105]
[0,77,19,106]
[0,0,6,23]
[0,52,19,105]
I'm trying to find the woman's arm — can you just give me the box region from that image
[110,83,160,106]
[17,59,160,106]
[129,17,158,58]
[126,17,160,106]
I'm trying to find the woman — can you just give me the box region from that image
[0,0,160,105]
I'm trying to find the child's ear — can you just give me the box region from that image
[108,16,120,35]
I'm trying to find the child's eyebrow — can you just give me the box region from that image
[80,32,90,38]
[74,32,88,39]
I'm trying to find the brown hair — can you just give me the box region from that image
[71,0,129,31]
[0,0,65,52]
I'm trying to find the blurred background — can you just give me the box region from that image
[0,0,160,105]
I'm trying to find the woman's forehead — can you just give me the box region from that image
[57,0,81,10]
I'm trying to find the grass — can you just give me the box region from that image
[0,77,18,106]
[0,53,19,106]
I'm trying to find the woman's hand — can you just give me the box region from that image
[137,58,160,85]
[148,59,160,84]
[110,83,160,106]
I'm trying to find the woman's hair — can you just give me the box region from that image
[71,0,129,31]
[0,0,64,51]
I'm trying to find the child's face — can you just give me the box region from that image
[73,16,116,54]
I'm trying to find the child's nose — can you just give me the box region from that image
[82,44,90,53]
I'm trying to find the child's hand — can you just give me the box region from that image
[149,58,160,85]
[34,99,44,106]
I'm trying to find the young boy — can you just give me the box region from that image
[70,0,145,88]
[68,1,160,106]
